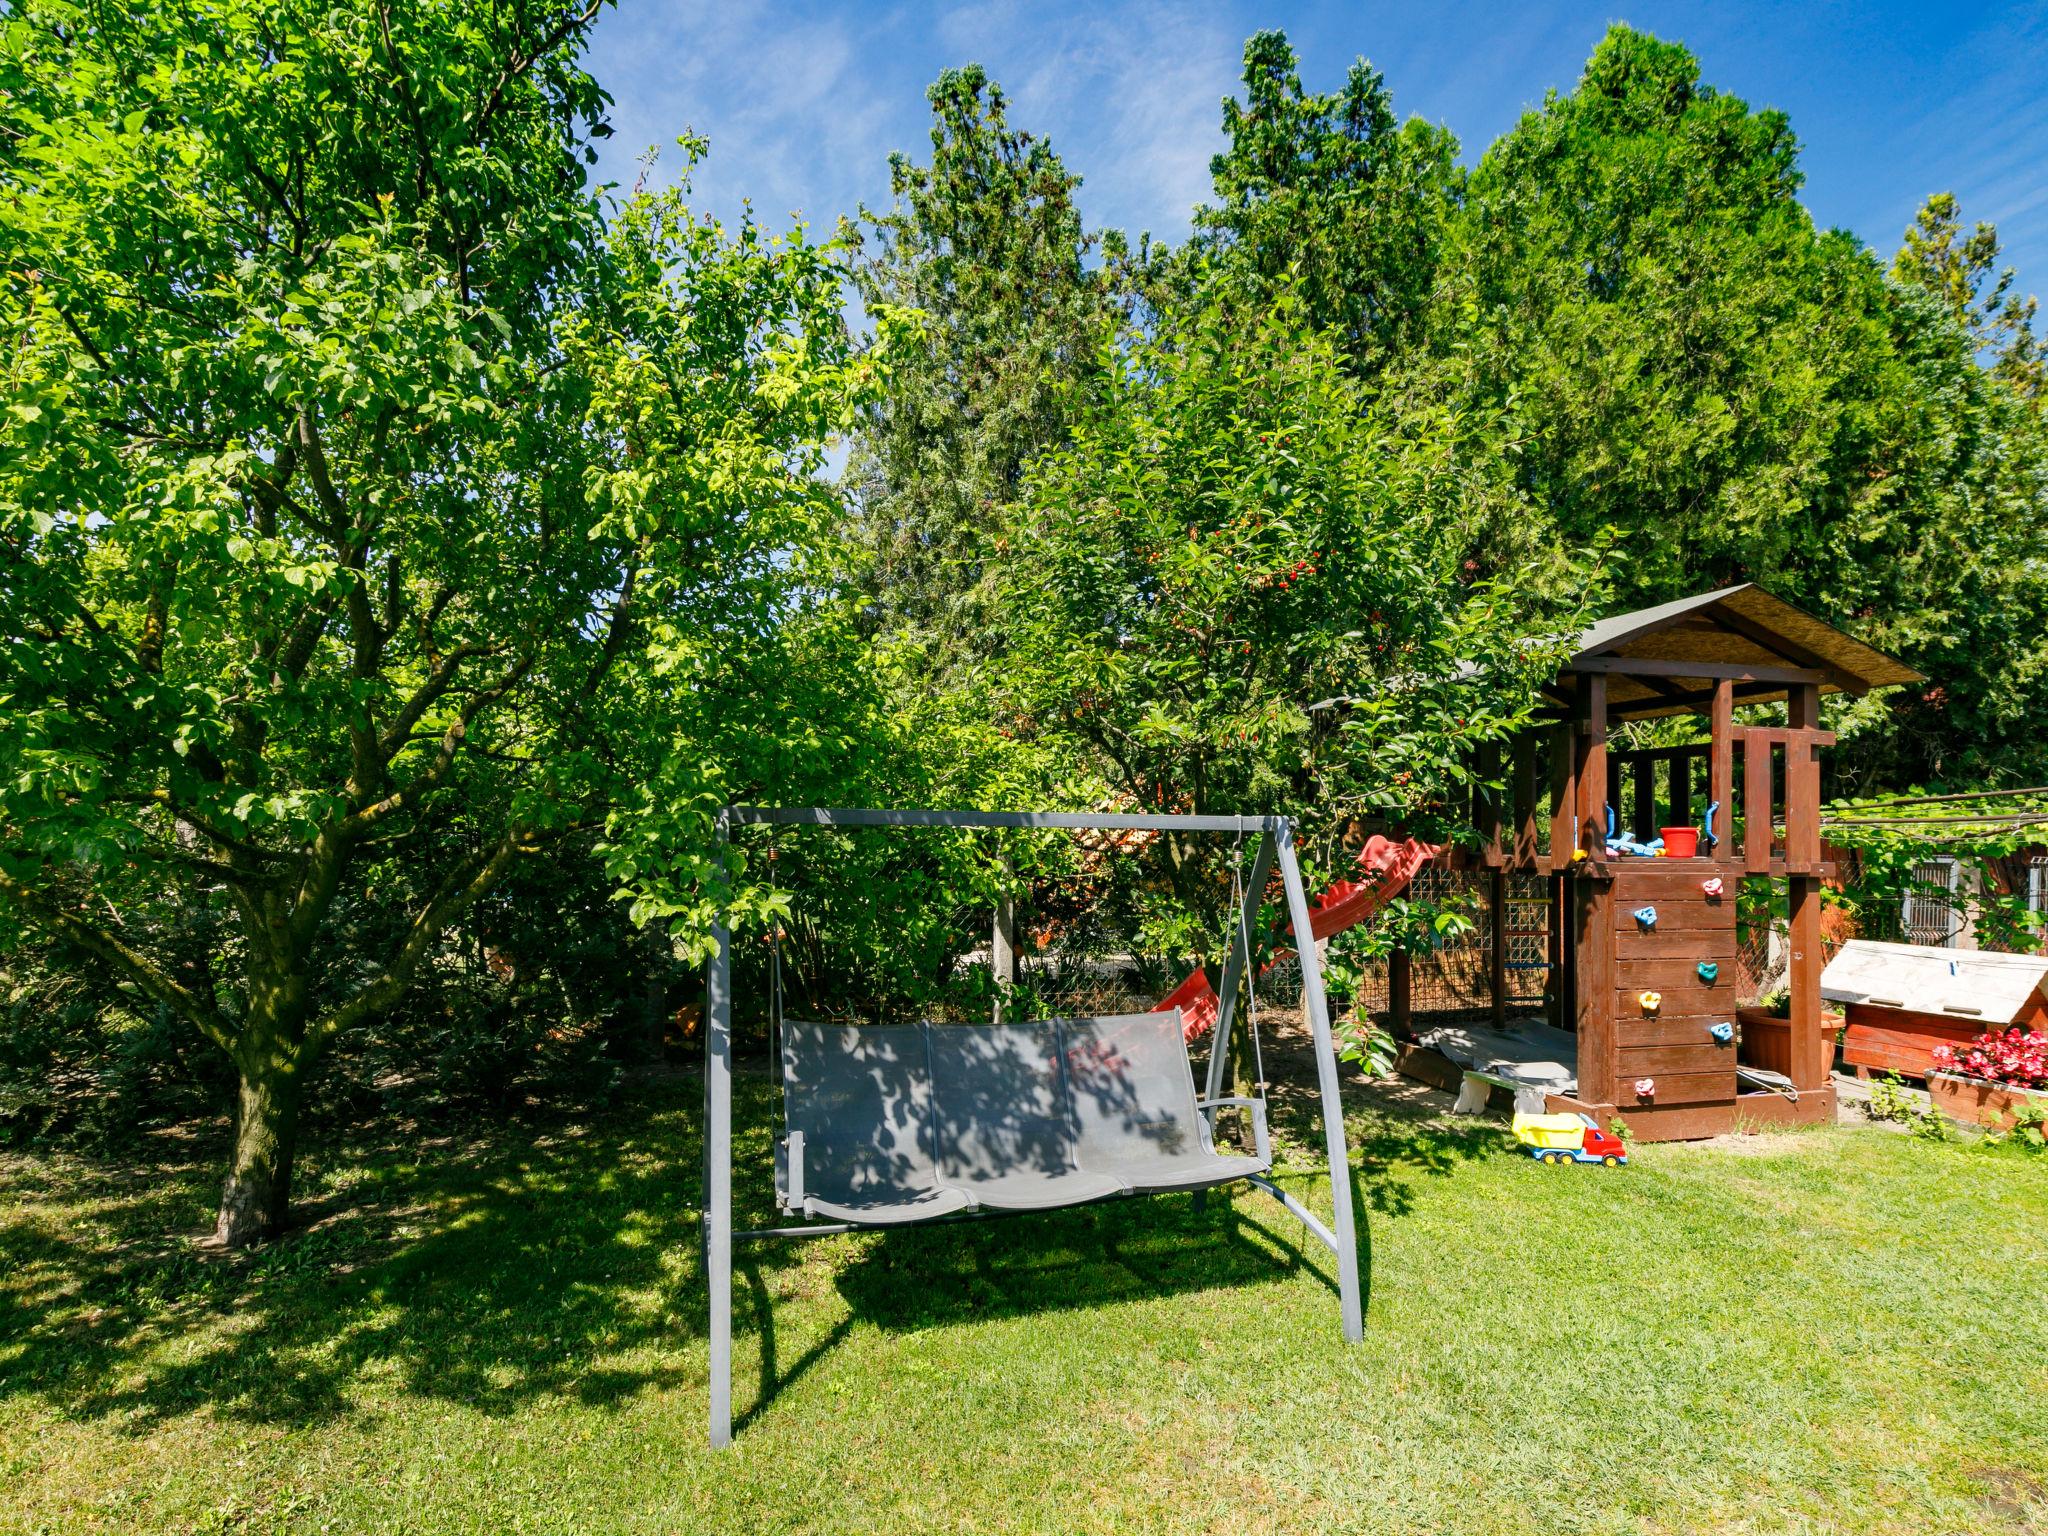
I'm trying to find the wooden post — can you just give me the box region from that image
[1709,681,1734,856]
[1630,756,1655,843]
[1573,872,1615,1111]
[1786,683,1828,1088]
[992,899,1017,1022]
[1549,874,1569,1033]
[1549,716,1577,870]
[1389,948,1412,1038]
[1489,868,1508,1027]
[1788,875,1827,1088]
[1512,732,1540,870]
[1476,740,1504,867]
[1577,673,1609,858]
[1786,685,1822,874]
[1743,737,1773,873]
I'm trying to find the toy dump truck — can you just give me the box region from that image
[1511,1110,1628,1167]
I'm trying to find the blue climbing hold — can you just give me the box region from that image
[1697,961,1720,983]
[1633,905,1658,927]
[1709,1021,1735,1044]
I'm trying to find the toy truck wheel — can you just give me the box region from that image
[1602,1154,1621,1167]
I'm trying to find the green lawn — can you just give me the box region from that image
[3,1044,2044,1535]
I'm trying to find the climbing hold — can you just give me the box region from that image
[1638,990,1662,1014]
[1701,876,1724,897]
[1634,1077,1657,1098]
[1709,1021,1735,1044]
[1633,905,1658,927]
[1697,962,1720,984]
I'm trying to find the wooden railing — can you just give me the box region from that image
[1473,722,1833,876]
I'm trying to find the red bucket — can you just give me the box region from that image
[1661,827,1700,858]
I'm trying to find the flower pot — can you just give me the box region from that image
[1926,1072,2048,1130]
[1660,826,1700,858]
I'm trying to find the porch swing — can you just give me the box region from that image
[702,807,1366,1448]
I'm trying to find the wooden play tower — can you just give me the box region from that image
[1449,584,1921,1141]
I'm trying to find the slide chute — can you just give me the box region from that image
[1162,835,1438,1042]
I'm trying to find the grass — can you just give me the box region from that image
[2,1037,2045,1536]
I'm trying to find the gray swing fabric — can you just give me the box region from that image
[777,1023,971,1225]
[1064,1013,1267,1192]
[777,1010,1268,1225]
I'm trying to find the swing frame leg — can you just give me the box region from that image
[706,823,735,1450]
[1274,820,1366,1343]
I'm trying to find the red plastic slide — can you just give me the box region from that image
[1160,834,1437,1041]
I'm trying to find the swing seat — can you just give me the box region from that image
[777,1011,1269,1225]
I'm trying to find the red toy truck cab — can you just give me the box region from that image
[1577,1123,1628,1162]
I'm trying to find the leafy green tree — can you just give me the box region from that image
[999,287,1584,928]
[844,65,1112,640]
[1451,24,2048,787]
[1892,192,2042,400]
[1192,30,1461,375]
[0,0,876,1243]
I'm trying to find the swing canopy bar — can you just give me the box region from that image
[701,804,1365,1448]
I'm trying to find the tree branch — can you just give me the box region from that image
[473,0,607,135]
[338,654,532,836]
[0,867,235,1052]
[377,640,496,761]
[296,827,531,1060]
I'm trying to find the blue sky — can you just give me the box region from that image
[584,0,2048,298]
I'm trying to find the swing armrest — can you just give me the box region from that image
[1197,1096,1270,1164]
[776,1129,805,1212]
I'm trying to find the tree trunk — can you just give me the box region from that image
[214,1056,302,1247]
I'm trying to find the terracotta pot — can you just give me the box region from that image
[1926,1072,2048,1130]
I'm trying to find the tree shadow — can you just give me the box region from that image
[730,1179,1347,1431]
[0,1080,807,1429]
[0,1014,1500,1434]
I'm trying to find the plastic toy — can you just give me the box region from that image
[1633,905,1658,927]
[1661,827,1699,857]
[1512,1111,1628,1166]
[1708,1021,1735,1044]
[1696,961,1719,983]
[1701,876,1724,897]
[1701,800,1721,850]
[1604,807,1664,859]
[1638,990,1662,1014]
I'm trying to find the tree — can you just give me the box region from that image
[843,64,1112,641]
[0,0,876,1243]
[1192,30,1461,376]
[1449,24,2048,787]
[998,286,1584,925]
[1892,192,2042,401]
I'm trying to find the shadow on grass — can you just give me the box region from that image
[0,1053,1500,1433]
[730,1176,1346,1432]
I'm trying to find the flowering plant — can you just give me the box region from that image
[1931,1027,2048,1090]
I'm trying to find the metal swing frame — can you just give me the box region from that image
[702,806,1364,1448]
